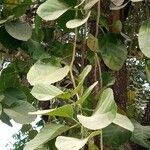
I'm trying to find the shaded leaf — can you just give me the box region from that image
[24,123,69,150]
[5,20,32,41]
[103,123,132,148]
[2,88,27,107]
[99,33,127,71]
[4,101,36,124]
[131,120,150,149]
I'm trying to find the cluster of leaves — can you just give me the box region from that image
[0,0,150,150]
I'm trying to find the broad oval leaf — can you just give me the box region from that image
[111,0,124,6]
[2,88,27,107]
[138,19,150,58]
[24,123,69,150]
[4,101,36,124]
[77,88,117,130]
[66,11,91,29]
[112,113,134,132]
[55,136,88,150]
[31,84,63,101]
[55,131,100,150]
[84,0,99,10]
[37,0,70,21]
[131,120,150,149]
[99,33,127,71]
[5,20,32,41]
[29,104,74,118]
[103,124,132,148]
[27,61,70,85]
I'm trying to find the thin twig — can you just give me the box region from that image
[70,11,80,100]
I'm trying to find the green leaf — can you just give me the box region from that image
[111,0,124,6]
[77,88,117,130]
[84,0,99,10]
[112,113,134,132]
[102,72,115,88]
[88,142,99,150]
[4,101,36,124]
[21,124,32,133]
[0,112,12,127]
[31,84,63,101]
[76,81,98,105]
[5,20,32,41]
[103,124,132,148]
[24,123,69,150]
[55,131,100,150]
[0,63,20,91]
[27,61,70,85]
[66,11,91,29]
[0,94,4,102]
[2,88,27,107]
[37,0,70,21]
[29,130,38,140]
[138,19,150,58]
[78,65,92,84]
[99,33,127,71]
[131,120,150,149]
[0,103,2,115]
[29,104,74,118]
[13,0,32,17]
[0,27,21,50]
[71,65,92,96]
[55,136,89,150]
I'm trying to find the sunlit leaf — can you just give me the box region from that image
[55,136,88,150]
[112,113,134,132]
[31,84,63,101]
[84,0,99,10]
[27,61,70,85]
[55,131,100,150]
[76,81,98,105]
[111,0,124,6]
[29,104,74,118]
[138,19,150,58]
[37,0,70,21]
[77,88,117,130]
[66,11,91,29]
